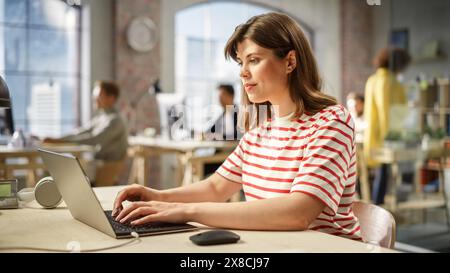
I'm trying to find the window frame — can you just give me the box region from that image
[0,0,82,136]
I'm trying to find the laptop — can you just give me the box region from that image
[38,148,198,239]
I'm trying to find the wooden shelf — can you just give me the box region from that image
[413,55,447,65]
[417,78,450,135]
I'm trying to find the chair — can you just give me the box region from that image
[352,200,396,249]
[94,159,126,187]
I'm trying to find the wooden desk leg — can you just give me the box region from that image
[128,158,138,184]
[174,154,183,188]
[144,156,150,186]
[129,156,144,185]
[26,171,37,188]
[359,164,371,203]
[6,168,13,181]
[0,166,12,180]
[137,156,148,186]
[129,147,151,187]
[414,161,423,197]
[390,163,401,212]
[26,155,38,188]
[179,151,194,187]
[0,158,6,179]
[0,159,14,180]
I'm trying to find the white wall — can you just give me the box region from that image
[373,0,450,82]
[160,0,342,100]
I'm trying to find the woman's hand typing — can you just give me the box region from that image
[114,200,193,225]
[112,184,159,218]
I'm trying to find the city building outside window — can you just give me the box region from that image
[0,0,81,137]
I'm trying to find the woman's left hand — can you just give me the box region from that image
[114,201,192,225]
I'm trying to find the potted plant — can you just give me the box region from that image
[422,126,445,151]
[384,130,405,149]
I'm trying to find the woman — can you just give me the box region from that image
[113,12,362,240]
[364,47,411,205]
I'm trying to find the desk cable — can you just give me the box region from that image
[0,232,141,253]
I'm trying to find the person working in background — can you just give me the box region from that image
[208,84,241,141]
[364,47,411,204]
[203,84,242,177]
[44,80,128,186]
[346,92,366,144]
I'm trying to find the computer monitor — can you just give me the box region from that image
[0,106,14,136]
[155,93,186,139]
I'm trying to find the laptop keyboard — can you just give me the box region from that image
[104,210,195,236]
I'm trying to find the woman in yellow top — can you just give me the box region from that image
[364,47,411,204]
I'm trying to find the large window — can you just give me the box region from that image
[175,2,312,132]
[0,0,81,137]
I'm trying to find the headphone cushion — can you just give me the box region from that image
[35,178,62,208]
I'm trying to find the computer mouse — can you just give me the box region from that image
[189,229,240,246]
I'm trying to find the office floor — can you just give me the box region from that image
[395,208,450,252]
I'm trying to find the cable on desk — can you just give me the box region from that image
[0,232,141,252]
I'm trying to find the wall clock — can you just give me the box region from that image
[127,16,157,52]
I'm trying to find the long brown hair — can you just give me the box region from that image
[224,12,337,132]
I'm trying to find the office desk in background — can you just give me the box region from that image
[128,136,238,187]
[371,147,448,214]
[0,144,93,188]
[0,186,396,253]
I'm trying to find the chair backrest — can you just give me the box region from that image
[352,201,396,249]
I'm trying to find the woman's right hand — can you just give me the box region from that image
[112,184,158,218]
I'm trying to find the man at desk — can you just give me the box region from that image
[207,84,241,141]
[202,84,242,177]
[43,80,128,186]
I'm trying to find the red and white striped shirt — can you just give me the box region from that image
[217,105,362,241]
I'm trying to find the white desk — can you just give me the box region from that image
[128,136,238,186]
[0,186,396,253]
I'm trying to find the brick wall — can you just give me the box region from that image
[115,0,162,188]
[340,0,375,102]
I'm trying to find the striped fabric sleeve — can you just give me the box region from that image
[291,116,354,215]
[216,137,245,184]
